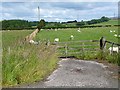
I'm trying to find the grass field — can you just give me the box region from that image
[36,27,118,43]
[35,27,119,65]
[2,30,58,87]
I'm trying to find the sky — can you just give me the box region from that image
[0,1,119,22]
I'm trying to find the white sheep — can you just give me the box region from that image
[29,40,39,45]
[54,38,59,42]
[77,30,81,32]
[110,30,112,32]
[55,29,57,31]
[114,34,117,37]
[77,28,81,32]
[110,30,116,33]
[70,35,74,40]
[109,47,119,54]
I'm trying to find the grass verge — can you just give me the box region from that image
[2,31,59,87]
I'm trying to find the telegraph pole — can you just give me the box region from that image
[38,6,40,21]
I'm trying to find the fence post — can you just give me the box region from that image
[65,43,68,58]
[100,37,106,50]
[8,46,11,55]
[82,42,85,53]
[100,37,106,60]
[46,39,50,48]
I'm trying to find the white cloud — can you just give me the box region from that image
[1,2,118,22]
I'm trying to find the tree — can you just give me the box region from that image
[100,16,110,22]
[76,20,85,27]
[37,19,45,30]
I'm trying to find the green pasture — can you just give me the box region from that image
[36,27,119,65]
[2,30,32,48]
[36,27,118,43]
[90,20,119,26]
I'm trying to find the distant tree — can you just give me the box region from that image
[76,20,85,27]
[37,19,45,30]
[67,20,77,23]
[100,16,110,22]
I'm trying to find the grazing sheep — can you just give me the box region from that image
[110,30,112,32]
[114,34,117,37]
[77,28,81,32]
[54,38,59,43]
[70,35,74,40]
[55,29,57,31]
[118,35,120,37]
[110,30,115,33]
[109,47,119,54]
[29,40,39,45]
[77,30,81,32]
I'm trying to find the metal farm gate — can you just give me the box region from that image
[54,37,120,58]
[56,40,100,57]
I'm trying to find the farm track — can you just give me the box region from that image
[15,58,119,88]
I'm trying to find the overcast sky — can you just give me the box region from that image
[1,1,119,22]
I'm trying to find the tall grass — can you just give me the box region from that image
[2,30,58,87]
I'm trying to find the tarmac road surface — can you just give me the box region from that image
[15,58,119,88]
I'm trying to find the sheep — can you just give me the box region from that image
[118,35,120,37]
[77,30,81,32]
[55,29,57,31]
[54,38,59,44]
[110,30,112,33]
[70,35,74,40]
[29,40,39,45]
[108,47,119,54]
[77,28,81,32]
[114,34,117,37]
[110,30,115,33]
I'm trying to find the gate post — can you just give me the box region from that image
[100,37,106,50]
[99,37,106,60]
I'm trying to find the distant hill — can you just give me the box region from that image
[89,20,119,26]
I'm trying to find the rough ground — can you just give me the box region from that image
[15,58,119,88]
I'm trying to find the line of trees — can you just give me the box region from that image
[86,16,110,25]
[2,20,32,30]
[1,16,110,30]
[76,16,110,27]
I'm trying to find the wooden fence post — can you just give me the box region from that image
[8,46,11,55]
[65,43,68,58]
[46,39,50,48]
[100,37,106,50]
[82,42,84,52]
